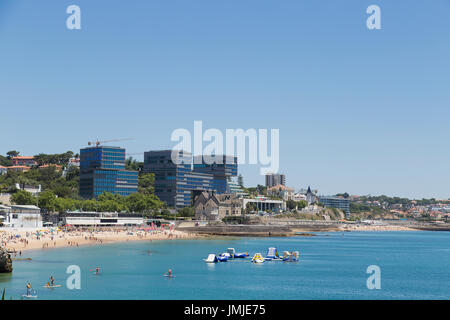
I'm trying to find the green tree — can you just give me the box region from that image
[125,193,148,213]
[286,199,297,211]
[97,199,122,212]
[6,151,20,158]
[297,200,308,210]
[246,202,257,214]
[0,155,12,167]
[177,207,194,217]
[138,173,155,195]
[82,200,97,212]
[256,185,267,195]
[55,197,76,213]
[65,166,79,181]
[37,190,57,212]
[125,157,143,171]
[97,192,124,203]
[336,192,349,198]
[0,184,9,193]
[125,192,164,215]
[34,151,74,166]
[11,190,37,205]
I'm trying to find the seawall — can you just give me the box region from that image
[177,223,340,237]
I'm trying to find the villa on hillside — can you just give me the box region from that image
[267,184,295,201]
[11,156,36,167]
[68,157,80,167]
[6,166,30,173]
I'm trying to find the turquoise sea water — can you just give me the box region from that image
[0,231,449,300]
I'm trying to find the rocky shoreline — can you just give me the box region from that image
[177,221,448,237]
[0,247,13,273]
[178,224,338,237]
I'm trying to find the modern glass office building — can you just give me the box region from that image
[79,146,138,199]
[318,196,351,217]
[193,155,238,194]
[144,150,219,208]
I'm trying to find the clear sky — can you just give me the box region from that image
[1,0,449,199]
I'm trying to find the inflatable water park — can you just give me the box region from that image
[204,247,299,264]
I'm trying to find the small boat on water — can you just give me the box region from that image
[204,254,218,263]
[251,253,265,264]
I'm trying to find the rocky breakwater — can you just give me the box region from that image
[178,225,296,237]
[0,247,13,273]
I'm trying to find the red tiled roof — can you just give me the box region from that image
[268,184,294,191]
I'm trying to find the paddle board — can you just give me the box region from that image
[43,285,62,288]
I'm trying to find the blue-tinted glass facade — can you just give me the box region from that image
[193,155,238,194]
[80,147,126,170]
[318,196,351,217]
[144,150,215,207]
[79,146,138,199]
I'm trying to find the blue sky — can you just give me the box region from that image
[1,0,450,199]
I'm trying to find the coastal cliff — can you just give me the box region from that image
[0,247,13,273]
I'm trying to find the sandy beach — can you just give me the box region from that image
[0,227,201,253]
[0,223,422,255]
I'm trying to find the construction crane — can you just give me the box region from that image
[88,138,135,147]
